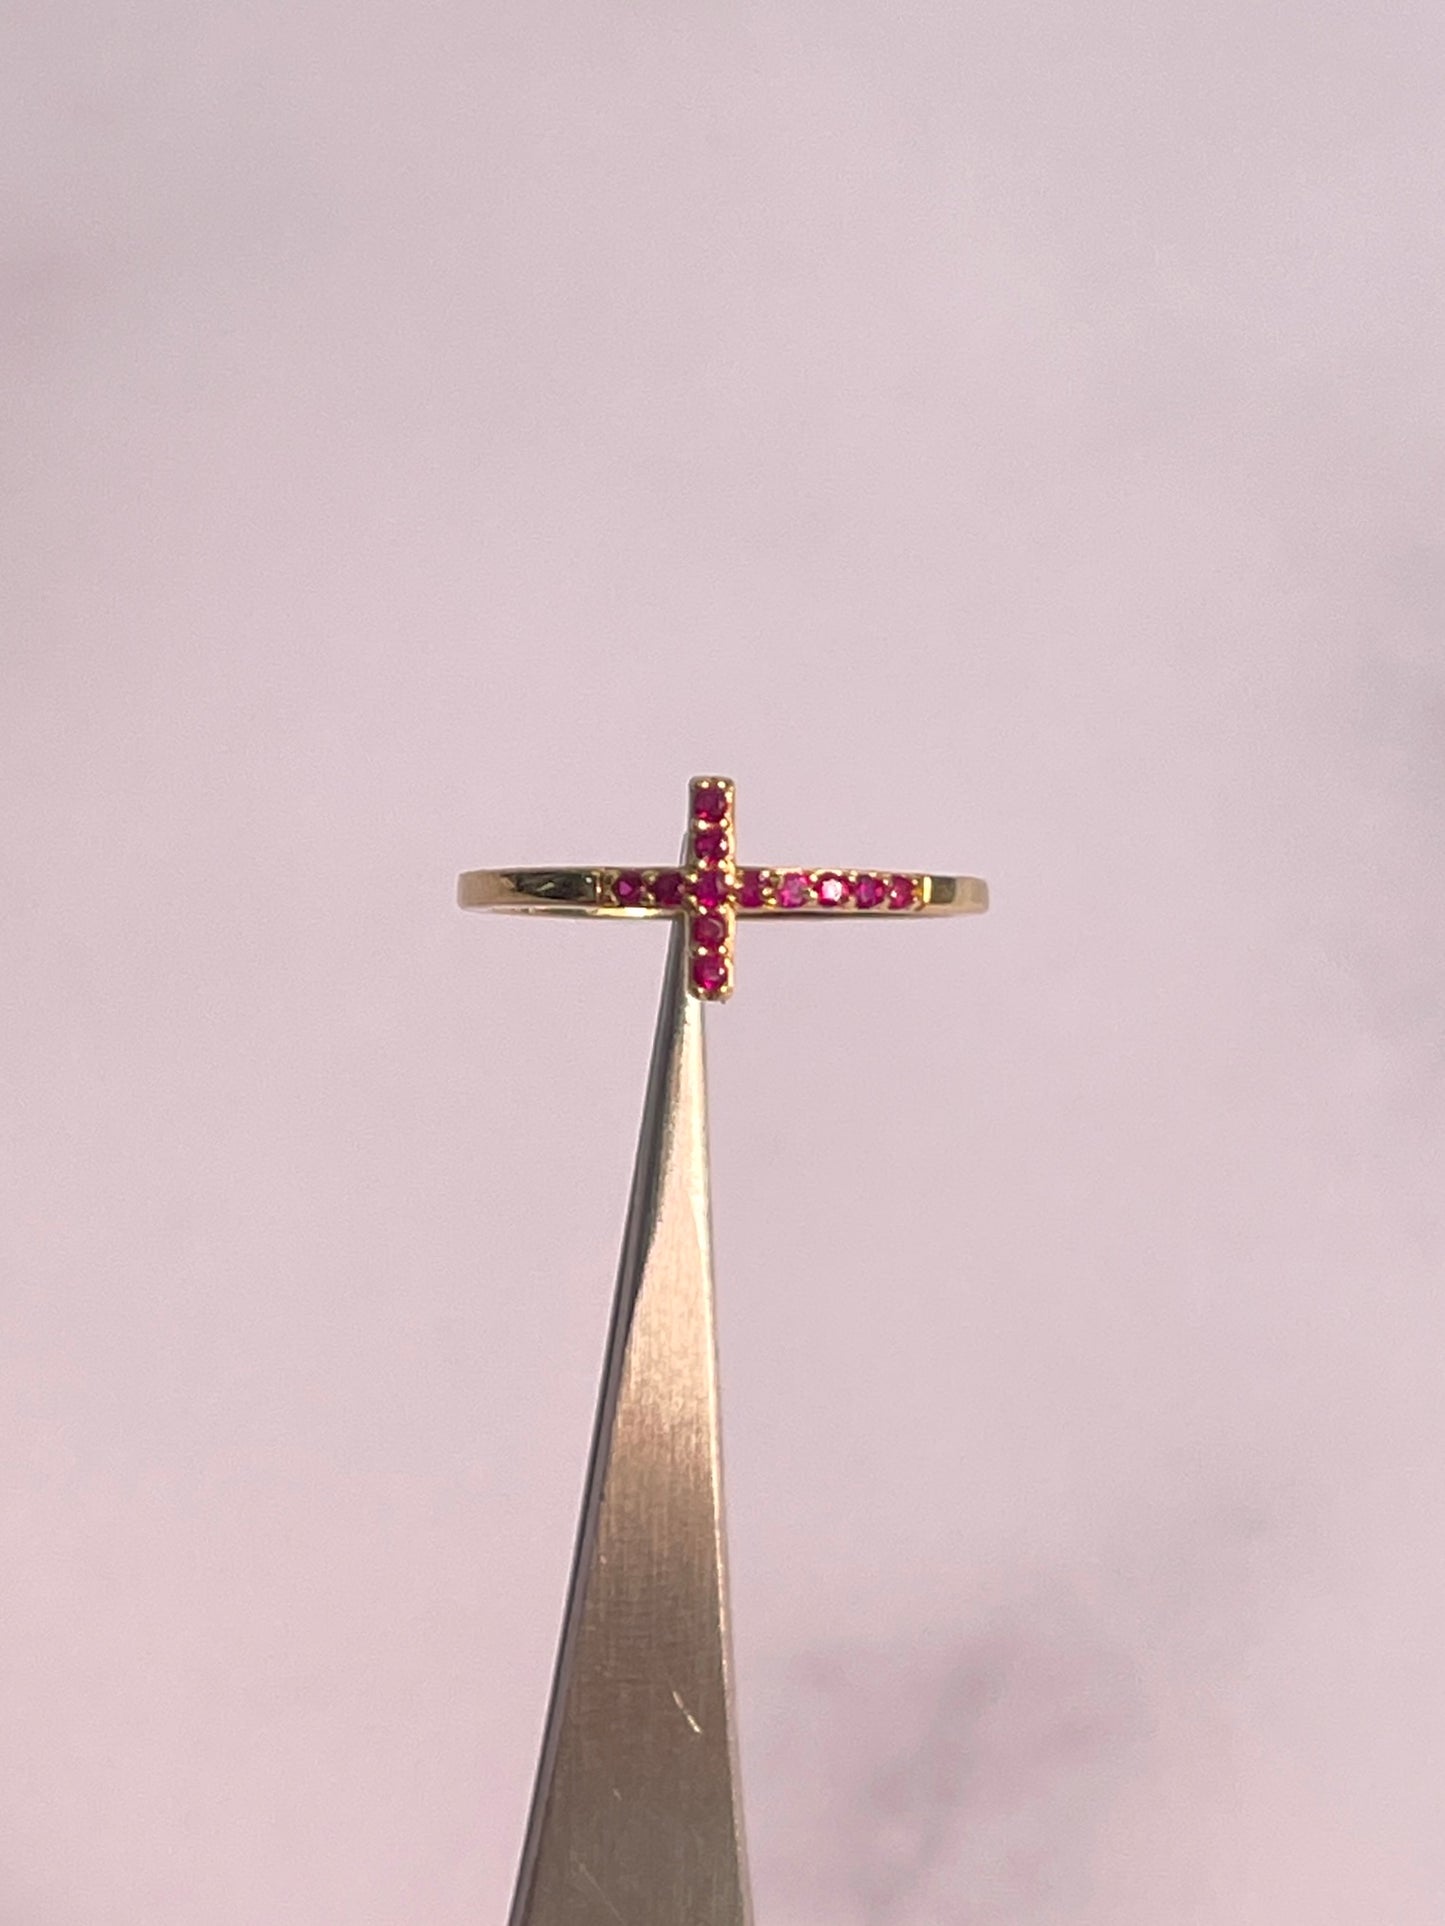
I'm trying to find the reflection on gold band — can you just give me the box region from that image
[456,867,989,918]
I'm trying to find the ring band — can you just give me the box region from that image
[459,776,987,1001]
[457,867,988,917]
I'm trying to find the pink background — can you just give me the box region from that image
[4,4,1444,1920]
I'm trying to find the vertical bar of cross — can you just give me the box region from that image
[685,776,737,1001]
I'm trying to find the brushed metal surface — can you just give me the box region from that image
[507,916,753,1924]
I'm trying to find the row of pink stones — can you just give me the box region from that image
[689,780,734,884]
[689,781,734,997]
[608,868,922,911]
[690,910,732,994]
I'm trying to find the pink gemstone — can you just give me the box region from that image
[740,868,767,909]
[692,950,729,995]
[776,871,813,909]
[816,872,851,907]
[614,870,647,906]
[689,867,732,909]
[692,912,728,947]
[855,873,887,909]
[693,783,728,823]
[650,869,685,907]
[887,873,918,910]
[693,828,729,864]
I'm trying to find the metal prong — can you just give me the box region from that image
[507,913,753,1924]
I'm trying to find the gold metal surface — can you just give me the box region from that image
[506,915,752,1924]
[457,866,988,916]
[458,775,988,998]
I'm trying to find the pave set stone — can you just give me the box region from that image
[686,779,736,999]
[604,867,922,914]
[601,777,925,1001]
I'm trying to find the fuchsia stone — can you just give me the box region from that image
[691,912,728,947]
[692,783,728,822]
[691,950,729,995]
[887,873,918,909]
[614,871,647,906]
[650,869,685,907]
[739,868,767,908]
[776,871,812,909]
[689,867,732,909]
[854,873,887,909]
[693,828,729,864]
[815,872,851,907]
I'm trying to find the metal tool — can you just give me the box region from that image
[459,777,988,1920]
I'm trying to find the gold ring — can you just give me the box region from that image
[457,867,987,917]
[457,777,988,1000]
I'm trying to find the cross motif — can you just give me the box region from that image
[457,775,987,1001]
[603,776,932,1000]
